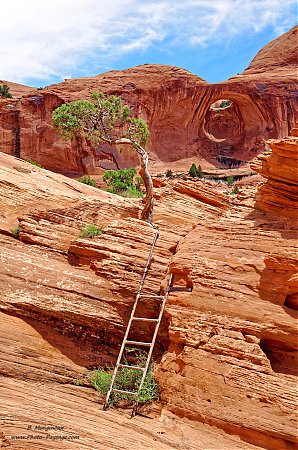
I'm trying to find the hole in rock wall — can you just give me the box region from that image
[205,99,240,142]
[260,338,298,377]
[284,293,298,311]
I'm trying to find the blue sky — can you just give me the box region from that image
[1,0,296,87]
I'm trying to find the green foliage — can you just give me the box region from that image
[80,224,103,239]
[52,92,149,148]
[27,159,44,168]
[11,225,23,237]
[189,163,203,178]
[219,100,232,108]
[165,169,173,178]
[231,185,239,195]
[103,168,144,197]
[189,163,197,177]
[197,164,203,178]
[77,174,96,187]
[0,84,13,98]
[91,351,159,406]
[226,175,234,186]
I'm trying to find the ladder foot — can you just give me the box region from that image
[131,402,138,418]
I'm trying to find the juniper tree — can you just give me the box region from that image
[52,92,154,222]
[0,84,13,98]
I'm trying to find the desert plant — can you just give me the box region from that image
[189,163,197,177]
[11,225,23,237]
[80,224,103,239]
[165,169,173,178]
[227,175,234,186]
[231,185,239,195]
[189,163,203,178]
[103,168,144,198]
[77,174,97,187]
[197,164,203,178]
[0,84,13,98]
[52,92,153,221]
[219,99,232,108]
[27,159,44,168]
[91,351,159,406]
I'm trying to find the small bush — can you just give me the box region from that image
[227,175,234,186]
[11,225,23,237]
[189,163,203,178]
[77,175,97,187]
[103,168,144,197]
[231,185,239,195]
[0,84,13,99]
[80,224,103,239]
[165,169,173,178]
[91,351,159,407]
[27,159,44,168]
[189,163,197,177]
[219,100,232,109]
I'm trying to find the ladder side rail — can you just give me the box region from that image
[136,229,159,296]
[103,229,159,409]
[131,273,173,416]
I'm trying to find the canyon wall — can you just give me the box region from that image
[0,133,297,448]
[0,27,297,174]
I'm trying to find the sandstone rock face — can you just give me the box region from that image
[0,27,297,175]
[0,151,297,449]
[251,125,298,218]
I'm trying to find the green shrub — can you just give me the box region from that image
[80,224,103,239]
[227,175,234,186]
[197,164,203,178]
[165,169,173,178]
[219,100,232,108]
[103,168,144,197]
[189,163,203,178]
[27,159,44,168]
[11,225,23,237]
[0,84,13,99]
[189,163,196,177]
[91,351,159,407]
[231,185,239,195]
[77,175,97,187]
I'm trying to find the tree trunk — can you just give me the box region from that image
[114,139,154,223]
[136,147,154,223]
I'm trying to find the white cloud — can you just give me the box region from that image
[0,0,295,84]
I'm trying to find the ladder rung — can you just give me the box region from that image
[112,389,138,395]
[125,340,151,346]
[132,317,158,322]
[118,364,144,370]
[139,294,165,298]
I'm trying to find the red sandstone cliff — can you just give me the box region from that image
[0,27,297,175]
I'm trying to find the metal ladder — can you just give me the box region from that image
[103,227,173,416]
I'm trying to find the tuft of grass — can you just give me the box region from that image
[91,351,159,407]
[226,175,234,186]
[27,159,44,168]
[77,175,97,187]
[11,225,23,238]
[80,224,103,239]
[231,185,239,195]
[165,169,173,178]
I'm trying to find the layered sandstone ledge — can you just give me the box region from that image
[251,126,298,218]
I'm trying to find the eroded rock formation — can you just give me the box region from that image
[0,27,297,175]
[251,124,298,218]
[0,145,297,449]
